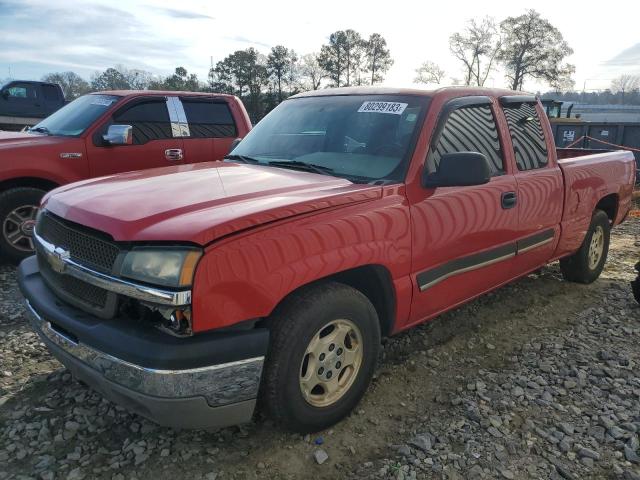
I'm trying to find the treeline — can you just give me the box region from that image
[40,29,392,121]
[542,75,640,105]
[32,13,640,123]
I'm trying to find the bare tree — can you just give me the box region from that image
[299,53,325,90]
[497,10,574,91]
[414,61,446,85]
[449,17,501,86]
[41,71,91,99]
[549,73,576,93]
[611,74,640,103]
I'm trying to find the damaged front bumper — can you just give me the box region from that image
[18,256,269,430]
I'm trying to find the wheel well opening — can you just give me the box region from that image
[595,194,618,224]
[322,265,396,337]
[0,177,58,194]
[264,265,397,337]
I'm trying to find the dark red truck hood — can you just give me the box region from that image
[43,162,381,245]
[0,130,64,149]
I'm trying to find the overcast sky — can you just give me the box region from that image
[1,0,638,92]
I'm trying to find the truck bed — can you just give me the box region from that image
[555,149,636,256]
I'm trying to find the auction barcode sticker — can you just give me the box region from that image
[91,98,115,106]
[358,101,408,115]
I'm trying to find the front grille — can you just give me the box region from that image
[36,211,120,319]
[39,256,109,309]
[38,212,119,273]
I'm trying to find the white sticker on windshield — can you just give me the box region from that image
[91,98,115,106]
[358,101,408,115]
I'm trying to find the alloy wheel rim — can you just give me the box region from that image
[299,319,363,408]
[588,225,604,270]
[2,205,38,252]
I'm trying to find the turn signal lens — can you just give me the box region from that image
[179,250,202,287]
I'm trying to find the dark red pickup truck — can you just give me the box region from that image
[18,87,636,433]
[0,90,251,260]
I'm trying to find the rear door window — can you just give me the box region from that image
[42,85,60,101]
[182,100,237,138]
[427,105,504,176]
[502,102,549,170]
[113,100,172,144]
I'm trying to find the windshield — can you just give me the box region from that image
[31,94,120,137]
[231,94,429,182]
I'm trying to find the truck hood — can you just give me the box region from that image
[0,130,67,150]
[43,162,381,245]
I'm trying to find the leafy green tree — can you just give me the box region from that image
[150,67,201,91]
[318,31,347,87]
[90,68,130,91]
[364,33,393,85]
[211,49,268,120]
[41,71,91,99]
[497,10,574,91]
[267,45,298,102]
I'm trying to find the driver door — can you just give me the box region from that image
[87,96,185,177]
[407,97,520,327]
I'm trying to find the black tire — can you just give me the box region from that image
[0,187,46,263]
[560,209,610,284]
[632,262,640,304]
[261,282,381,433]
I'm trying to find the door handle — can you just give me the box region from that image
[164,148,183,161]
[501,191,517,209]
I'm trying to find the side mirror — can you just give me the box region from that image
[228,137,242,154]
[102,124,133,146]
[1,90,8,100]
[423,152,491,188]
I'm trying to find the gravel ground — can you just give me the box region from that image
[0,215,638,480]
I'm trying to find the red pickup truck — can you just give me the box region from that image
[18,87,636,433]
[0,90,251,261]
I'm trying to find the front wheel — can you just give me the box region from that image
[0,187,45,263]
[261,282,380,433]
[560,209,610,284]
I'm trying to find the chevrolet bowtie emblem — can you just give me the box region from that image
[48,246,70,274]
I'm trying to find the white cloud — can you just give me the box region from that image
[1,0,638,91]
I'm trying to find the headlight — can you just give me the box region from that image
[120,247,202,288]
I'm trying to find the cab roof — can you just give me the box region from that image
[290,86,532,99]
[91,90,238,99]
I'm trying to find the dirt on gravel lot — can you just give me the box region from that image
[1,214,639,480]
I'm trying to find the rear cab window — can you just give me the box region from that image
[501,100,549,170]
[181,99,237,138]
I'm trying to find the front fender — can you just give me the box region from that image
[191,189,411,332]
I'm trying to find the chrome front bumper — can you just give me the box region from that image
[34,229,191,306]
[24,299,265,429]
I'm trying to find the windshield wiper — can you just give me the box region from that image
[224,154,260,164]
[268,160,335,176]
[28,126,51,135]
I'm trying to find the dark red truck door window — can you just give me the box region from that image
[501,99,563,273]
[408,98,520,327]
[181,99,237,164]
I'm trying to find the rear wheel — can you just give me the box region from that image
[261,282,380,433]
[0,187,45,262]
[560,209,610,284]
